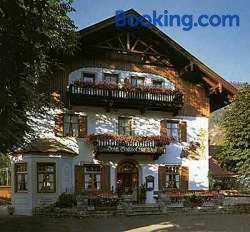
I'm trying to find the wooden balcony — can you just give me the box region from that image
[86,134,172,159]
[68,83,183,113]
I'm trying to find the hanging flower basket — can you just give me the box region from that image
[73,80,182,95]
[85,134,174,145]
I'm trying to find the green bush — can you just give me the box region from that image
[138,184,147,203]
[90,196,119,209]
[56,193,76,208]
[183,194,203,207]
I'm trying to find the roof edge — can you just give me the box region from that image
[78,9,237,96]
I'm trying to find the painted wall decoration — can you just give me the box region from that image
[181,128,207,160]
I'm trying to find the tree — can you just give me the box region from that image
[0,155,10,169]
[219,84,250,174]
[0,0,77,153]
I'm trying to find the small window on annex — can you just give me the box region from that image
[37,163,56,193]
[165,166,180,190]
[15,163,28,192]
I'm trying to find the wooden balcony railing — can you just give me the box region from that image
[86,134,172,158]
[68,84,183,113]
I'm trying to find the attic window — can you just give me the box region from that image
[103,73,119,84]
[130,76,144,88]
[82,72,95,83]
[153,80,164,88]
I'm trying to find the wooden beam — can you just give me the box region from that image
[218,82,223,93]
[203,76,224,94]
[130,49,167,58]
[203,76,218,89]
[105,42,112,48]
[139,40,161,55]
[118,37,125,50]
[126,32,130,50]
[87,45,127,52]
[131,39,140,51]
[144,45,153,53]
[180,61,194,75]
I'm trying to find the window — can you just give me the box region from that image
[161,120,179,141]
[152,80,164,88]
[161,120,187,142]
[103,73,119,84]
[59,114,87,138]
[0,168,11,186]
[118,117,134,136]
[37,163,56,193]
[166,120,179,141]
[15,163,28,192]
[81,72,95,83]
[130,76,144,88]
[63,114,79,137]
[84,164,101,191]
[165,166,180,190]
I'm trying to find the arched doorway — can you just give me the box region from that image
[117,161,139,196]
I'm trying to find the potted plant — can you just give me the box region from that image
[76,192,89,207]
[183,194,203,207]
[138,184,147,204]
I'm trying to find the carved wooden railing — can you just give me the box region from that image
[68,84,183,112]
[86,134,172,157]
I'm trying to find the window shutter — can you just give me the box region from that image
[54,114,63,137]
[129,118,135,136]
[101,165,110,192]
[75,166,84,194]
[160,120,166,135]
[179,121,187,142]
[180,166,189,192]
[158,166,166,191]
[79,116,87,138]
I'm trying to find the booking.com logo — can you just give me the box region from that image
[114,10,240,31]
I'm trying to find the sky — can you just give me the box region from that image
[69,0,250,83]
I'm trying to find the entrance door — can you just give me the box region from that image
[117,161,138,196]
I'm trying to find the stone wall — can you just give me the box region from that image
[223,196,250,206]
[34,204,250,218]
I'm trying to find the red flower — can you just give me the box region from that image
[84,134,174,145]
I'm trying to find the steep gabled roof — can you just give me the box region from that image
[78,9,237,98]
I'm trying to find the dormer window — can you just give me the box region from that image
[82,72,95,83]
[130,76,144,88]
[103,73,119,84]
[152,80,164,88]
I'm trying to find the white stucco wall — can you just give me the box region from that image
[11,67,209,214]
[69,67,175,90]
[11,154,74,215]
